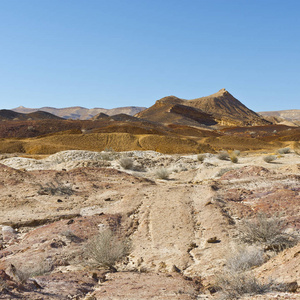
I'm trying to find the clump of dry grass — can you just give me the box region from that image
[197,154,205,162]
[155,168,169,180]
[216,167,233,177]
[119,157,134,170]
[263,155,276,163]
[232,150,240,156]
[215,214,299,298]
[277,147,291,154]
[216,270,271,299]
[12,259,53,284]
[85,229,131,271]
[230,155,238,163]
[238,213,299,252]
[215,244,270,299]
[226,245,264,272]
[218,151,230,161]
[100,148,118,161]
[37,180,74,196]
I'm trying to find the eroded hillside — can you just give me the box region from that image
[0,149,299,299]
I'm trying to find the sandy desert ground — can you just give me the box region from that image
[0,149,299,299]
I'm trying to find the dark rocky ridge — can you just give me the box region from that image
[0,109,62,121]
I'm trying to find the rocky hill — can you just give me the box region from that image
[187,89,271,126]
[136,89,270,127]
[13,106,146,120]
[135,96,217,127]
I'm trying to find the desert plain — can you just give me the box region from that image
[0,90,299,299]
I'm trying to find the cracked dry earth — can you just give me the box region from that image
[0,150,299,299]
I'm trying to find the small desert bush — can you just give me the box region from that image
[216,239,295,299]
[100,152,118,161]
[216,167,233,177]
[119,157,134,170]
[38,180,73,196]
[100,153,112,161]
[100,147,118,161]
[197,154,205,162]
[155,168,169,180]
[216,271,271,299]
[263,155,276,163]
[13,260,53,283]
[85,229,131,271]
[218,151,230,161]
[226,245,264,272]
[277,147,291,154]
[238,213,299,252]
[232,150,240,156]
[230,155,238,163]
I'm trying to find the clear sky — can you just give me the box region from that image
[0,0,299,111]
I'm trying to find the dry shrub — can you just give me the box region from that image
[263,155,276,163]
[197,154,205,162]
[277,147,291,154]
[37,180,74,196]
[216,167,233,177]
[101,148,119,161]
[215,239,293,299]
[238,213,299,252]
[226,245,264,272]
[232,150,240,156]
[217,244,270,299]
[100,152,114,161]
[216,271,271,299]
[119,157,134,170]
[155,168,169,180]
[230,155,238,163]
[13,260,53,283]
[85,229,131,271]
[217,151,230,161]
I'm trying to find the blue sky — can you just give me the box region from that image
[0,0,299,111]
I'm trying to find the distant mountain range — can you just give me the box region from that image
[259,109,300,121]
[6,91,299,127]
[0,109,63,121]
[12,106,146,120]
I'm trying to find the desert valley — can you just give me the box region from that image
[0,89,299,299]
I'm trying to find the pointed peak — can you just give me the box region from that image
[217,88,229,95]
